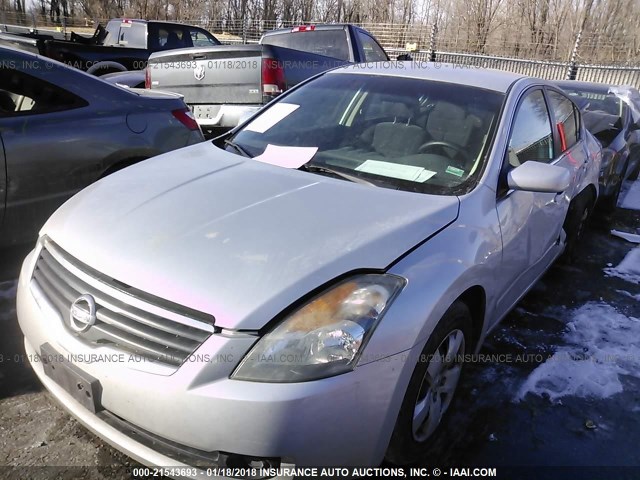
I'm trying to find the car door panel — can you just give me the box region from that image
[0,110,125,246]
[494,88,570,320]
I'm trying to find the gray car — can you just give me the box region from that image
[17,64,600,472]
[0,46,204,246]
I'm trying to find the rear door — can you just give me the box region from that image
[545,89,588,198]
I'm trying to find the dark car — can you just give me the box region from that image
[0,18,221,76]
[0,46,205,246]
[555,80,640,210]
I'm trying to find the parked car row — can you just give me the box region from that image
[14,56,604,474]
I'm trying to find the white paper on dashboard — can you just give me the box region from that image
[355,160,436,182]
[253,144,318,168]
[244,103,300,133]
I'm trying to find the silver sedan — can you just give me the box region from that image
[17,63,600,471]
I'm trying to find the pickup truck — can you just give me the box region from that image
[146,24,395,133]
[0,18,220,75]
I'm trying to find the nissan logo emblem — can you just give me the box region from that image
[69,294,97,333]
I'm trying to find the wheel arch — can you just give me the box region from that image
[457,285,487,352]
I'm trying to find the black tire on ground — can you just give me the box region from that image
[385,300,472,465]
[562,192,594,263]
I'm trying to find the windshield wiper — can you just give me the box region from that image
[224,139,251,158]
[300,164,374,186]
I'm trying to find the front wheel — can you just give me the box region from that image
[386,301,472,464]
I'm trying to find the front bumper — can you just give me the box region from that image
[17,248,407,470]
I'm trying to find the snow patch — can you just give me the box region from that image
[604,247,640,284]
[616,289,640,301]
[611,230,640,243]
[619,180,640,210]
[517,303,640,402]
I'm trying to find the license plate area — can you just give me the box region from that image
[41,343,103,413]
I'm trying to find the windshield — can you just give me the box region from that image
[228,73,504,195]
[562,87,624,117]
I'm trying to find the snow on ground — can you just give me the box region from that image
[604,246,640,284]
[517,303,640,402]
[610,230,640,243]
[619,180,640,210]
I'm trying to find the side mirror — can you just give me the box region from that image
[396,53,412,61]
[507,161,571,193]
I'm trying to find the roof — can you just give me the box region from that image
[552,79,615,92]
[327,62,528,93]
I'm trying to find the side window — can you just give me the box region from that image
[118,22,147,48]
[507,90,554,166]
[548,90,579,151]
[0,68,87,117]
[189,28,219,47]
[357,31,387,62]
[155,26,191,49]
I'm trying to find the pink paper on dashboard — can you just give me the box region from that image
[252,144,318,168]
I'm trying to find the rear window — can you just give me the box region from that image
[102,21,147,48]
[262,29,351,61]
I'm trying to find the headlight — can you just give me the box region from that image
[231,274,406,382]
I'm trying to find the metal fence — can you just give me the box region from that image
[2,10,640,89]
[386,49,640,89]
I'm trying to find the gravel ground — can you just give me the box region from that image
[0,196,639,478]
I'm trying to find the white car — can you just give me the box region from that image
[17,63,600,473]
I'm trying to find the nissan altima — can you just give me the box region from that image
[17,63,601,473]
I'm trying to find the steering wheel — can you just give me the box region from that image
[418,141,471,163]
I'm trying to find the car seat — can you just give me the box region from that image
[425,101,481,148]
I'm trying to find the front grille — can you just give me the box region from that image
[32,239,215,367]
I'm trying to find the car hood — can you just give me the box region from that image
[42,142,459,330]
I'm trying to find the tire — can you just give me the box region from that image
[562,192,593,263]
[386,301,472,465]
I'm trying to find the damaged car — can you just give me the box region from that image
[555,80,640,211]
[17,64,600,473]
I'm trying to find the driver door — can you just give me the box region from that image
[494,88,569,320]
